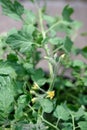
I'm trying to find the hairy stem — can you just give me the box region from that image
[41,116,60,130]
[38,8,55,90]
[71,115,76,130]
[28,104,60,130]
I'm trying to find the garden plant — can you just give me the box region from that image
[0,0,87,130]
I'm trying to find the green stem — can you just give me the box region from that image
[15,50,26,62]
[28,104,59,130]
[28,104,35,112]
[45,20,64,34]
[75,126,80,129]
[39,9,46,39]
[38,8,55,90]
[41,116,60,130]
[39,87,46,93]
[56,118,60,127]
[72,115,75,130]
[52,45,63,54]
[49,63,57,90]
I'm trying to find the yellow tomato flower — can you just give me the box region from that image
[46,91,55,99]
[32,82,39,90]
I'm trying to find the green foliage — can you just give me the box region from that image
[40,99,53,113]
[78,122,87,130]
[0,0,87,130]
[64,36,73,52]
[6,25,35,53]
[62,5,74,21]
[0,0,24,20]
[0,76,15,124]
[31,68,47,86]
[14,94,30,120]
[0,61,16,78]
[81,46,87,58]
[24,10,36,24]
[53,104,70,121]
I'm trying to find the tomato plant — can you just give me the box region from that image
[0,0,87,130]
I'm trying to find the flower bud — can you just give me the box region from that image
[31,97,37,103]
[32,82,39,90]
[30,90,35,94]
[61,54,65,58]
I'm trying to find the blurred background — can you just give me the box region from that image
[0,0,87,65]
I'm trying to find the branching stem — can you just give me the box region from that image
[28,104,60,130]
[41,116,60,130]
[38,8,55,90]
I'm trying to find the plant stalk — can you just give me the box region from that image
[41,116,60,130]
[38,8,55,90]
[72,115,75,130]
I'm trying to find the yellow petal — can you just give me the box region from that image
[46,91,55,99]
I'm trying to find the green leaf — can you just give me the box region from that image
[22,24,35,36]
[0,35,7,60]
[64,36,73,52]
[65,80,73,88]
[71,21,82,30]
[82,77,87,86]
[84,113,87,121]
[11,63,28,81]
[62,5,74,21]
[31,68,46,86]
[7,53,18,62]
[14,107,24,121]
[15,95,30,120]
[0,61,16,79]
[49,37,64,45]
[0,76,14,120]
[32,68,44,78]
[23,62,34,74]
[40,99,53,113]
[62,127,72,130]
[78,121,87,130]
[44,15,73,35]
[0,0,24,20]
[43,14,56,25]
[24,10,36,24]
[6,25,35,53]
[17,95,30,109]
[62,123,72,130]
[75,107,85,119]
[72,60,85,68]
[78,95,87,106]
[52,21,72,35]
[53,104,70,120]
[81,46,87,58]
[35,78,47,86]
